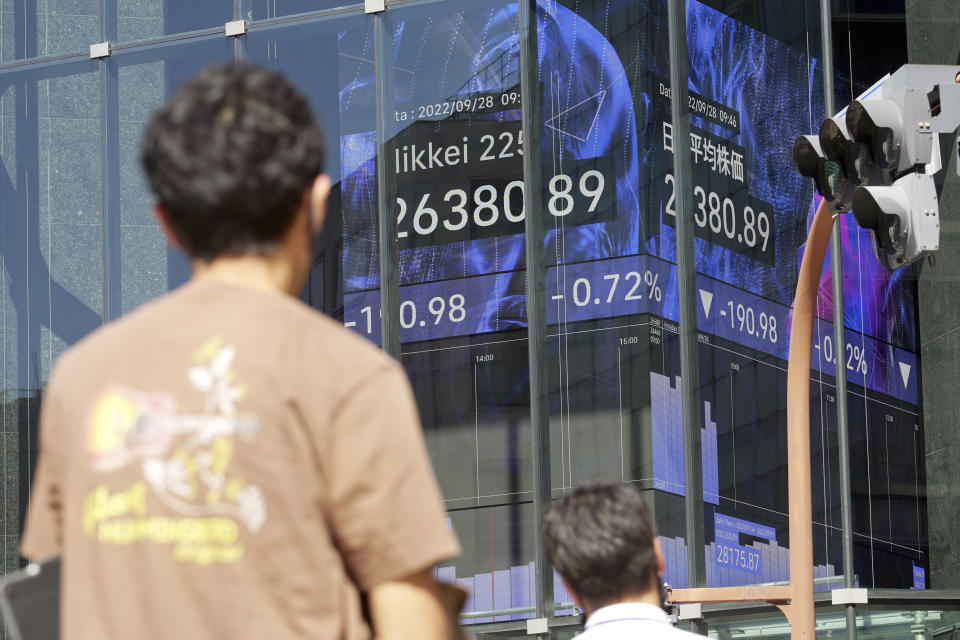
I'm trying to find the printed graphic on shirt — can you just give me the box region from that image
[82,336,265,565]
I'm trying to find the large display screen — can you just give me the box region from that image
[330,0,927,616]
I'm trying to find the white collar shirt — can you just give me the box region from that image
[575,602,704,639]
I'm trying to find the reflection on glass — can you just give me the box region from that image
[247,0,361,22]
[115,0,234,44]
[246,13,375,321]
[531,0,684,604]
[444,503,535,623]
[0,61,102,569]
[0,0,98,61]
[334,0,538,622]
[114,38,235,315]
[708,606,960,640]
[527,0,927,597]
[678,0,923,590]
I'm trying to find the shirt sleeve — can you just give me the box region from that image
[320,361,460,591]
[20,369,65,559]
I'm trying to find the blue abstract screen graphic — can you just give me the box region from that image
[332,0,927,603]
[340,0,915,362]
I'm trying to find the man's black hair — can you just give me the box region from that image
[140,63,325,261]
[541,481,659,610]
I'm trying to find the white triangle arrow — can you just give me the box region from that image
[899,362,912,389]
[699,289,714,319]
[544,90,607,143]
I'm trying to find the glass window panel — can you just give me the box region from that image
[527,0,687,607]
[246,0,361,22]
[821,3,923,589]
[678,0,841,591]
[110,37,234,316]
[524,0,851,605]
[113,0,233,45]
[708,603,960,639]
[245,13,375,322]
[0,60,102,566]
[0,0,99,62]
[379,0,535,624]
[680,0,834,590]
[899,0,960,592]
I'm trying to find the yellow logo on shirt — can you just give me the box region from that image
[81,337,265,566]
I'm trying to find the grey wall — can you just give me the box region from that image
[906,0,960,589]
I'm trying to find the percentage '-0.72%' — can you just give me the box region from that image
[551,269,662,307]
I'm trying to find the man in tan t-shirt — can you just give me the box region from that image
[21,63,460,639]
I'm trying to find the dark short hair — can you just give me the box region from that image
[541,481,659,609]
[140,63,325,261]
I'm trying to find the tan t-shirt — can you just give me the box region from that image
[21,279,460,640]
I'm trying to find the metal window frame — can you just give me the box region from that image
[517,0,554,629]
[664,0,707,617]
[818,0,857,637]
[662,2,856,639]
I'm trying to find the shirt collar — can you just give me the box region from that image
[584,602,670,629]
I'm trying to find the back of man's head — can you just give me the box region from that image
[140,63,325,262]
[541,481,659,611]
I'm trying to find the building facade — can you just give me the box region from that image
[1,0,959,637]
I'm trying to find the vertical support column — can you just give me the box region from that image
[665,0,706,614]
[99,0,120,322]
[374,10,401,359]
[234,32,245,62]
[518,0,554,627]
[13,0,38,59]
[100,58,121,322]
[235,0,252,59]
[101,0,117,44]
[819,0,857,637]
[12,69,43,540]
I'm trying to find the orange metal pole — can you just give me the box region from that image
[786,198,834,639]
[668,199,833,640]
